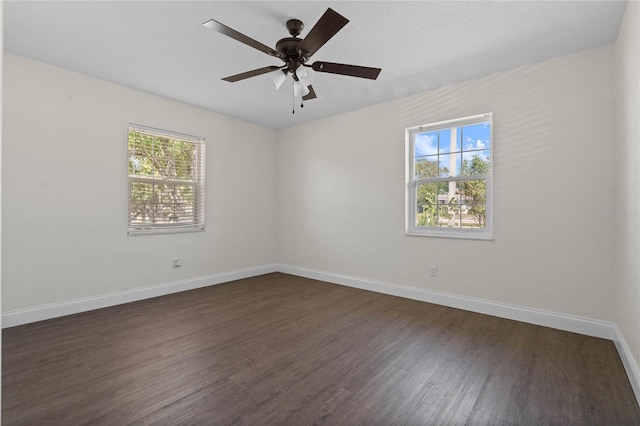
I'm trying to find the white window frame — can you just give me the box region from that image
[405,113,493,239]
[127,124,205,236]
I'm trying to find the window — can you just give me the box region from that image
[406,113,492,239]
[128,124,205,235]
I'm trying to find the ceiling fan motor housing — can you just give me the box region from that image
[276,37,306,73]
[276,19,308,73]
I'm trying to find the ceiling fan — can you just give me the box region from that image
[203,8,382,111]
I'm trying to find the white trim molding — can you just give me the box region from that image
[278,264,639,407]
[278,265,616,339]
[3,263,638,408]
[2,264,278,328]
[3,264,618,339]
[613,324,640,404]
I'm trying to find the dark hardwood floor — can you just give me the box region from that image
[3,273,640,425]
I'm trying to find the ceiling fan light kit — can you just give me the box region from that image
[293,80,310,98]
[203,7,382,113]
[296,67,315,86]
[267,69,287,90]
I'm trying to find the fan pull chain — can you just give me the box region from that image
[291,88,304,114]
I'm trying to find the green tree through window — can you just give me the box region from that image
[459,155,490,228]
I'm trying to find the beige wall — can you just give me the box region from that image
[614,1,640,373]
[277,45,615,321]
[0,42,625,326]
[2,54,278,311]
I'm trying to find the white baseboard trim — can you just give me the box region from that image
[2,264,279,328]
[277,264,616,340]
[278,264,640,407]
[3,263,638,408]
[4,264,616,339]
[613,324,640,404]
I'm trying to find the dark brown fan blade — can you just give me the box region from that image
[297,8,349,58]
[311,61,381,80]
[222,66,283,82]
[302,85,317,101]
[203,19,283,59]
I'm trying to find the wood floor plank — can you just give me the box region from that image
[3,273,640,425]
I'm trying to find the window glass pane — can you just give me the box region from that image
[174,205,194,222]
[129,182,154,225]
[174,146,195,180]
[459,179,487,229]
[414,157,439,179]
[414,131,438,159]
[152,137,171,178]
[153,203,176,224]
[417,180,469,229]
[130,182,153,203]
[129,205,147,227]
[416,177,488,229]
[449,203,462,228]
[461,152,491,176]
[129,155,154,177]
[461,122,491,151]
[416,182,438,227]
[128,155,137,175]
[477,149,491,167]
[438,204,451,228]
[438,153,461,177]
[438,129,451,153]
[177,185,194,204]
[437,181,454,204]
[153,183,168,203]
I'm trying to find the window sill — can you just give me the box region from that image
[128,226,204,237]
[405,230,493,241]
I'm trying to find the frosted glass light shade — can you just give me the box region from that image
[267,70,287,90]
[293,81,310,98]
[296,67,316,87]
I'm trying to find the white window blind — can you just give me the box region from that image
[127,124,205,235]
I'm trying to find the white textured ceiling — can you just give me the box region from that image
[3,1,627,129]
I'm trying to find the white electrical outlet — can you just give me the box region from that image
[173,258,182,268]
[429,265,437,277]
